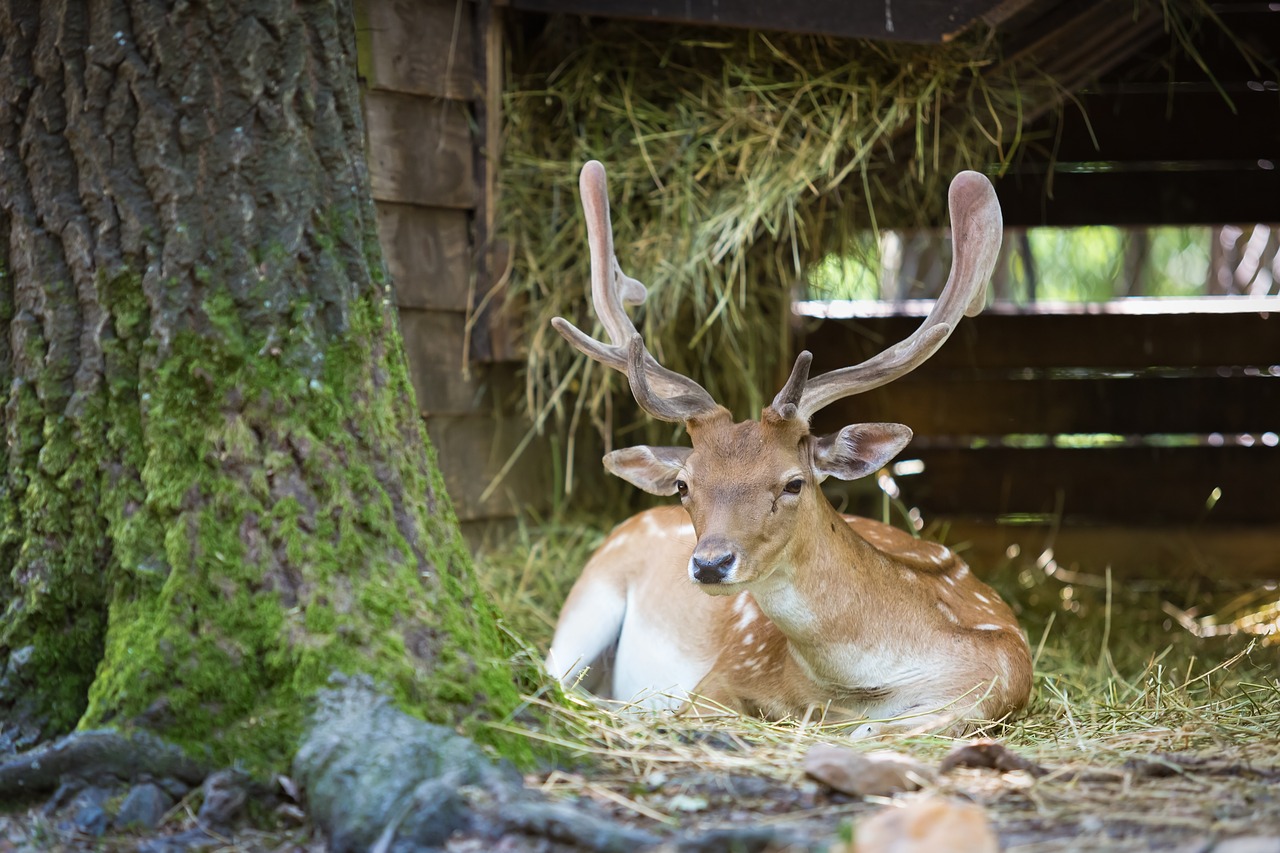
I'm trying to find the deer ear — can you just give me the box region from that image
[603,446,692,495]
[812,424,913,482]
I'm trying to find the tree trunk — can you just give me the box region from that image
[0,0,525,774]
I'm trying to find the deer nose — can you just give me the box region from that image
[690,551,736,584]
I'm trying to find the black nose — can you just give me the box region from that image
[691,552,735,584]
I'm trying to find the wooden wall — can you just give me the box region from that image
[802,305,1280,579]
[356,0,545,543]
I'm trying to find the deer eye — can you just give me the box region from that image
[783,478,804,495]
[675,479,689,497]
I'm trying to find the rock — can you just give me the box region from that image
[137,828,223,852]
[674,825,805,852]
[293,676,523,852]
[115,782,176,830]
[804,744,935,797]
[1213,838,1280,853]
[197,768,250,828]
[940,740,1046,777]
[67,785,112,837]
[852,797,998,853]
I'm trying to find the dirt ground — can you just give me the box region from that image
[7,732,1278,852]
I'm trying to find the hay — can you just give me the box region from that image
[498,17,1048,492]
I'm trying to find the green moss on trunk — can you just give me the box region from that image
[74,277,529,774]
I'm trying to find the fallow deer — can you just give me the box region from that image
[546,161,1033,735]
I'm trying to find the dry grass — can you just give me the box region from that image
[476,513,1280,848]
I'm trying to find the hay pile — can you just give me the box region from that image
[498,16,1048,489]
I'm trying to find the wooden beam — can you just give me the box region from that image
[499,0,1003,43]
[824,374,1280,438]
[364,91,475,209]
[994,165,1280,228]
[399,310,487,415]
[374,203,471,311]
[359,0,475,99]
[886,446,1280,524]
[425,408,547,521]
[934,520,1280,580]
[1028,88,1280,165]
[800,310,1280,372]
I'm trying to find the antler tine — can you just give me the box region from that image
[794,170,1003,422]
[769,351,813,419]
[551,160,718,416]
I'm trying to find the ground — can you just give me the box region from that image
[2,516,1278,852]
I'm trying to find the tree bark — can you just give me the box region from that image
[0,0,524,773]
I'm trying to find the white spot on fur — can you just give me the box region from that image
[937,602,959,624]
[642,514,665,536]
[742,632,754,645]
[736,605,757,631]
[974,592,991,604]
[676,524,695,538]
[598,532,632,555]
[955,564,970,578]
[974,623,1002,631]
[900,569,917,582]
[943,575,956,586]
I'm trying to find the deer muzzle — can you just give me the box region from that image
[690,539,738,585]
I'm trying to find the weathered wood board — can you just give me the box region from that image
[425,410,547,521]
[359,0,475,99]
[375,203,471,311]
[398,309,482,416]
[364,91,474,209]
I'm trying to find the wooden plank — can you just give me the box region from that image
[936,520,1280,581]
[360,0,474,99]
[374,203,471,311]
[398,309,484,415]
[1041,89,1280,165]
[801,311,1280,372]
[364,91,475,209]
[501,0,1001,43]
[814,374,1280,437]
[425,410,549,522]
[885,446,1280,525]
[994,166,1280,228]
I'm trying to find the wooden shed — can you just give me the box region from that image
[354,0,1279,574]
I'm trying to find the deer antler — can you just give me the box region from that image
[552,161,720,423]
[775,170,1002,422]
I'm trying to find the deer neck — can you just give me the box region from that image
[746,501,890,652]
[742,499,901,691]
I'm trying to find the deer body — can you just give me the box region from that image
[550,444,1031,733]
[545,160,1033,733]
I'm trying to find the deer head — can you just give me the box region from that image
[553,161,1002,593]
